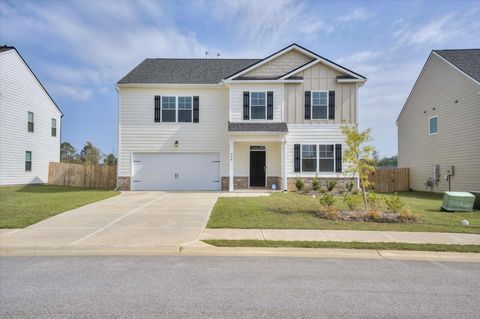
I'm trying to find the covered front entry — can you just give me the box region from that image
[132,152,220,191]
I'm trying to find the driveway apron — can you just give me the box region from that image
[0,192,218,249]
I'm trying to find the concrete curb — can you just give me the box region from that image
[1,245,479,262]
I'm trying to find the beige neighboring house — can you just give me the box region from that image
[397,49,480,192]
[117,44,366,191]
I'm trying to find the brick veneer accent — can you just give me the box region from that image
[221,176,282,191]
[117,176,131,191]
[267,176,281,190]
[287,177,356,192]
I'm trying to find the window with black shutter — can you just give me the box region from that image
[304,91,311,120]
[335,144,342,172]
[154,96,161,122]
[193,96,199,123]
[328,91,335,120]
[294,144,301,172]
[243,91,250,120]
[267,91,273,120]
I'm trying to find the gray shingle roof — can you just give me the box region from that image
[434,49,480,82]
[228,122,288,133]
[118,58,261,84]
[0,45,14,53]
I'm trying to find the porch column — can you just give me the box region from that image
[281,139,287,191]
[229,137,234,192]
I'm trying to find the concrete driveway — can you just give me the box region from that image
[0,192,219,250]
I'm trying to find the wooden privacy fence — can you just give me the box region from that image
[48,162,117,189]
[368,167,409,193]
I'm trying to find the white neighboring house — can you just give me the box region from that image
[397,49,480,192]
[0,46,62,185]
[117,44,366,191]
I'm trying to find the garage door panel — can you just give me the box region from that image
[132,153,220,191]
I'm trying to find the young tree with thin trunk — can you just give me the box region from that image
[341,124,377,211]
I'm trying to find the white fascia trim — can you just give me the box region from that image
[224,45,317,80]
[432,51,480,86]
[117,83,225,89]
[223,79,303,84]
[279,59,320,79]
[337,78,366,83]
[229,131,287,136]
[280,57,367,81]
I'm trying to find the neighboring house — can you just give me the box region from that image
[397,49,480,192]
[0,46,62,185]
[117,44,366,191]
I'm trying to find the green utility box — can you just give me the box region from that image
[441,192,475,212]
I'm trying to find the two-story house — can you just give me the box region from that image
[0,46,62,185]
[117,44,366,191]
[397,49,480,192]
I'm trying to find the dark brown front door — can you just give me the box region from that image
[250,150,266,187]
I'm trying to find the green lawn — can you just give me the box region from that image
[0,185,119,228]
[204,239,480,253]
[207,192,480,234]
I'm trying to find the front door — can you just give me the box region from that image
[250,148,266,187]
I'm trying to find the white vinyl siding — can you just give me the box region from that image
[229,83,283,122]
[118,87,229,177]
[398,53,480,192]
[0,50,61,185]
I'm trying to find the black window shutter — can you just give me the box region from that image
[328,91,335,120]
[335,144,342,172]
[193,96,199,123]
[304,91,311,120]
[294,144,301,172]
[243,92,250,120]
[267,91,273,120]
[154,95,161,122]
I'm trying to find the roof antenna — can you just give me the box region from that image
[205,51,209,59]
[217,53,220,59]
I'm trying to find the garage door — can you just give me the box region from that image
[132,153,220,191]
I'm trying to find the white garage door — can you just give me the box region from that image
[132,153,220,191]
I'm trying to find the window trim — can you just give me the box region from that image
[429,115,438,135]
[160,95,194,123]
[300,144,317,172]
[311,90,329,120]
[300,143,336,173]
[27,111,34,132]
[249,91,267,120]
[25,151,32,171]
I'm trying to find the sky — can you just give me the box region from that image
[1,0,479,157]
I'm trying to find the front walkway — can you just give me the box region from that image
[201,229,480,245]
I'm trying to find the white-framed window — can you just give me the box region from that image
[51,118,57,137]
[311,91,328,119]
[301,145,317,172]
[250,92,266,120]
[319,144,335,172]
[178,96,193,123]
[300,144,336,173]
[429,116,438,135]
[28,112,34,132]
[25,151,32,171]
[161,96,176,122]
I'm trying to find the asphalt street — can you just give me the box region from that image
[1,256,479,318]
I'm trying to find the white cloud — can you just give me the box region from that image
[337,8,374,22]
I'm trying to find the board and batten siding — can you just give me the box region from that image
[243,49,313,78]
[285,124,348,177]
[0,50,61,185]
[397,53,480,192]
[285,63,357,124]
[229,83,283,122]
[118,87,229,177]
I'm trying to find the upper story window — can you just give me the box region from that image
[161,96,176,122]
[250,92,266,120]
[25,151,32,171]
[429,116,438,135]
[51,118,57,137]
[178,97,192,122]
[301,145,317,172]
[28,112,34,132]
[312,91,328,119]
[319,144,334,172]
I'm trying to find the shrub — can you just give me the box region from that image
[317,206,340,220]
[344,193,362,211]
[312,174,320,191]
[367,192,382,209]
[295,177,304,191]
[319,193,336,207]
[385,193,405,213]
[346,181,354,192]
[366,208,384,222]
[397,207,419,223]
[326,180,337,192]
